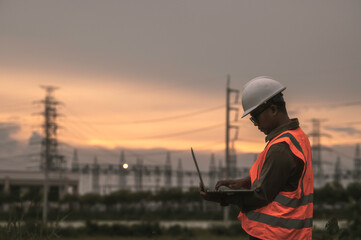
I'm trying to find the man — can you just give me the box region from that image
[199,76,313,240]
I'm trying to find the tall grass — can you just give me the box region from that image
[0,201,58,240]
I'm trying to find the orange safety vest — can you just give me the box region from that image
[238,128,313,240]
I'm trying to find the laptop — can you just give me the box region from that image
[191,147,253,195]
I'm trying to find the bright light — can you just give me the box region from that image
[123,163,128,169]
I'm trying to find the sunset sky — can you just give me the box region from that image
[0,0,360,170]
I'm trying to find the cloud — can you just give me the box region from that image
[324,126,361,136]
[0,122,21,156]
[0,124,42,170]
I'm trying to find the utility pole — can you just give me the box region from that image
[224,75,239,221]
[38,86,62,225]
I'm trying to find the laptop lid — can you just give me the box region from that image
[191,147,254,195]
[191,147,205,190]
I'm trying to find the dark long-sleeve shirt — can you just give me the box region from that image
[236,119,304,212]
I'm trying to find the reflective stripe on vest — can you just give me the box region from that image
[245,211,313,229]
[273,193,313,208]
[276,133,307,187]
[252,179,313,208]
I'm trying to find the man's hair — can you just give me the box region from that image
[269,93,287,114]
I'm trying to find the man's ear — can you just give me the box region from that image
[270,104,278,116]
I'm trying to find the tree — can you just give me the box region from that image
[346,183,361,202]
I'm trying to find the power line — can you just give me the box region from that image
[64,104,225,125]
[63,105,227,144]
[60,117,150,161]
[130,123,224,140]
[60,104,228,165]
[64,115,226,141]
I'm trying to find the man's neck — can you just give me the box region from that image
[265,117,298,142]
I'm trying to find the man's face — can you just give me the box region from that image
[249,104,276,135]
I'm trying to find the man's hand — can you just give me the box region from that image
[199,183,223,203]
[215,177,251,190]
[199,182,207,198]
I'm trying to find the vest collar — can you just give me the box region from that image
[265,118,300,142]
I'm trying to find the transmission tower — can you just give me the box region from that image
[334,156,341,185]
[176,158,183,189]
[71,149,79,172]
[38,85,63,224]
[134,158,143,191]
[217,160,224,180]
[39,86,63,171]
[354,144,361,182]
[154,165,161,191]
[209,154,217,188]
[118,150,127,190]
[92,156,100,194]
[309,118,330,187]
[164,152,172,188]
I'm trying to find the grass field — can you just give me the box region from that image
[52,236,244,240]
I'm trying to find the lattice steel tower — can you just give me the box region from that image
[309,119,329,187]
[38,86,63,224]
[164,152,172,188]
[92,156,100,194]
[176,158,183,189]
[354,144,361,182]
[134,158,143,191]
[71,149,79,172]
[334,156,341,185]
[40,86,63,171]
[118,150,127,190]
[208,154,217,189]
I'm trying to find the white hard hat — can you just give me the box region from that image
[241,76,286,118]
